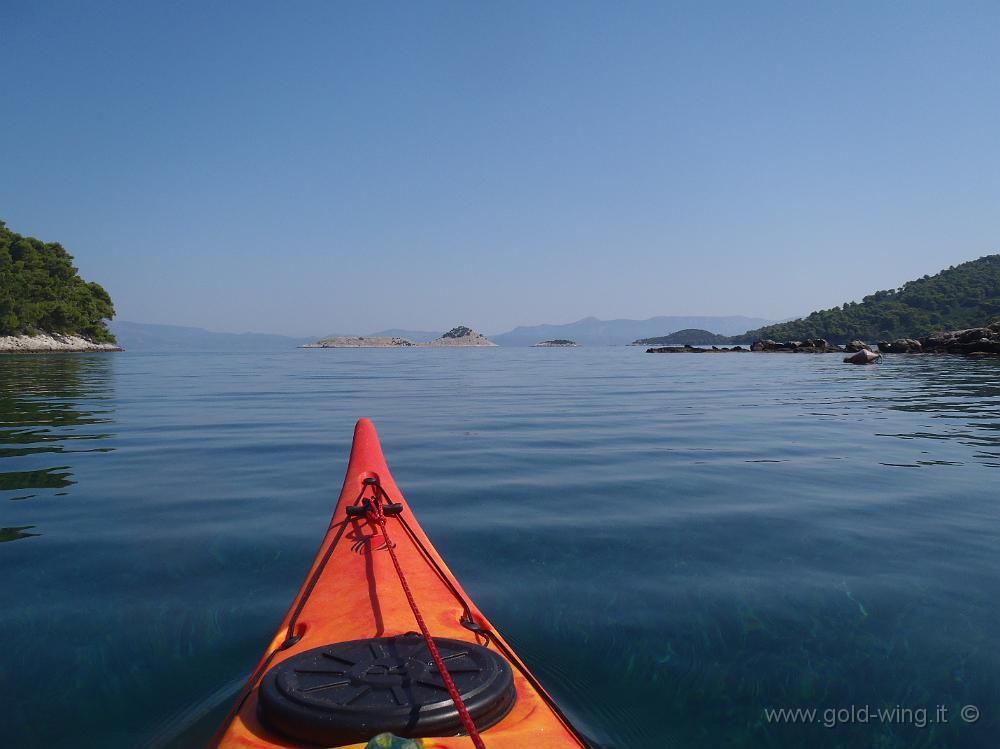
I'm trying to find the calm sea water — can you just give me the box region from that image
[1,349,998,749]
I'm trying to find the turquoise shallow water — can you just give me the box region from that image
[1,348,998,749]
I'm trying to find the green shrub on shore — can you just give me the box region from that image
[0,220,116,342]
[742,254,1000,343]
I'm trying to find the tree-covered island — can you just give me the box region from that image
[633,329,733,346]
[1,221,119,351]
[740,255,1000,343]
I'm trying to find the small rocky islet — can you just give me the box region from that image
[532,339,578,347]
[303,326,496,348]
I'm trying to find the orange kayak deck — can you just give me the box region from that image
[211,419,589,749]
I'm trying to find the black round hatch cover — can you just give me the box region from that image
[257,632,516,745]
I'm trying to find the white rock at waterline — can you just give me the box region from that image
[0,333,122,353]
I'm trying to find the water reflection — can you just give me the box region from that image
[0,354,115,537]
[873,357,1000,467]
[0,525,39,543]
[0,467,75,490]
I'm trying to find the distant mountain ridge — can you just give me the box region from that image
[112,315,776,351]
[741,255,1000,343]
[491,315,774,346]
[109,321,317,351]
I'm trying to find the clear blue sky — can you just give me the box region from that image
[2,1,998,336]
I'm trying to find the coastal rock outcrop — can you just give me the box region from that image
[648,337,860,354]
[844,340,872,353]
[0,333,123,353]
[916,323,1000,354]
[647,323,1000,357]
[646,344,748,353]
[749,338,844,353]
[877,338,922,353]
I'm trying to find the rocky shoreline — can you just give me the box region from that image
[646,322,1000,357]
[646,339,845,354]
[749,339,860,353]
[646,344,750,353]
[0,333,122,353]
[304,326,496,348]
[878,323,1000,354]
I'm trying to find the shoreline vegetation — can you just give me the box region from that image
[532,339,578,347]
[303,326,497,348]
[738,254,1000,344]
[1,221,118,353]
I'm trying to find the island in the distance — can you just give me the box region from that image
[303,326,497,348]
[532,339,578,347]
[632,329,732,346]
[1,221,121,353]
[302,336,416,348]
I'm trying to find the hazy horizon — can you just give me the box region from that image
[109,312,779,341]
[3,2,998,336]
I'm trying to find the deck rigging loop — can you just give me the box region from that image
[362,475,489,749]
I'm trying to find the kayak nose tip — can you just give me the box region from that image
[347,420,390,478]
[353,418,380,444]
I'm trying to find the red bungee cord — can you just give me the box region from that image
[368,492,487,749]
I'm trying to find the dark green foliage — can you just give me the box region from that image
[742,255,1000,343]
[442,326,474,339]
[0,220,116,342]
